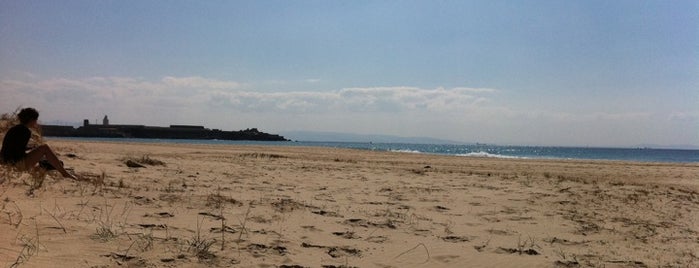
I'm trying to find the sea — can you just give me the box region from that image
[48,137,699,163]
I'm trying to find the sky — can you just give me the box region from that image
[1,0,697,147]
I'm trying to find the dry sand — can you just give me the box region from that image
[1,139,698,267]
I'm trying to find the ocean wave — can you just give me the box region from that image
[390,149,422,154]
[457,151,525,159]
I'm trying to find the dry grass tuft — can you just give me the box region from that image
[394,242,430,264]
[121,155,166,167]
[0,161,52,196]
[25,167,49,196]
[0,164,20,185]
[10,220,43,268]
[188,216,216,261]
[91,199,131,242]
[93,222,118,241]
[238,153,286,159]
[137,155,166,166]
[1,199,24,228]
[206,190,242,209]
[11,235,40,268]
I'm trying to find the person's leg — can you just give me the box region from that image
[22,145,76,179]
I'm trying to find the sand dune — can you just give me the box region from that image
[1,139,698,267]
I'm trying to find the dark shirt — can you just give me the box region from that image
[1,124,31,163]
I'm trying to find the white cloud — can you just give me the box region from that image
[0,75,496,121]
[450,87,497,93]
[204,85,494,113]
[336,86,490,112]
[2,75,695,146]
[161,76,241,90]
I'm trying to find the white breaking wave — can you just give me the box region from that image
[390,149,422,154]
[457,151,525,159]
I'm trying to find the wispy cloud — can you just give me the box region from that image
[161,76,241,89]
[1,75,496,115]
[0,75,670,123]
[2,75,694,146]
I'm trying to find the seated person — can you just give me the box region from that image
[1,108,77,180]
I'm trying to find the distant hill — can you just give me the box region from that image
[42,120,82,128]
[634,144,699,150]
[279,131,467,145]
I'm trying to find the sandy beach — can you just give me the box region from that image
[1,139,698,267]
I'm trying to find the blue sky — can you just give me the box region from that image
[1,0,697,147]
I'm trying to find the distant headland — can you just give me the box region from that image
[41,115,288,141]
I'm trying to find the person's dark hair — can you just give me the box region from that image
[18,107,39,125]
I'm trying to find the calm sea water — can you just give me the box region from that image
[49,137,699,163]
